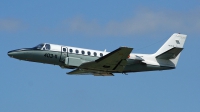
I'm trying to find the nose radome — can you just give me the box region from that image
[7,50,19,57]
[7,51,13,57]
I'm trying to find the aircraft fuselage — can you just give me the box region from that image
[7,33,187,75]
[7,43,173,73]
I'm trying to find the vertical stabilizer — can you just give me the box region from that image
[155,33,187,66]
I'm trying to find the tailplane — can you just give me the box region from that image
[154,33,187,66]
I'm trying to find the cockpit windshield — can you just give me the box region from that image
[33,44,45,50]
[33,43,51,50]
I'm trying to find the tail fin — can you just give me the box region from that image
[154,33,187,66]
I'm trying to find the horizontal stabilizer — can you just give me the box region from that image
[156,47,183,59]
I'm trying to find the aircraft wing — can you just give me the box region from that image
[67,47,133,76]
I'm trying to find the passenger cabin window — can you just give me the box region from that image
[69,49,73,53]
[45,44,51,50]
[100,53,103,57]
[63,48,66,52]
[76,50,79,54]
[87,51,91,56]
[94,52,97,56]
[81,50,85,55]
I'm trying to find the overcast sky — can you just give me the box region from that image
[1,0,200,112]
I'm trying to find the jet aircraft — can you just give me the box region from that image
[8,33,187,76]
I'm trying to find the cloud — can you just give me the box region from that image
[0,19,26,32]
[50,9,200,36]
[61,17,101,35]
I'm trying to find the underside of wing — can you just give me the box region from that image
[67,69,114,76]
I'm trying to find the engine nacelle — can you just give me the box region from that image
[65,57,83,67]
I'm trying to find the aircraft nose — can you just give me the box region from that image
[7,48,32,60]
[7,49,22,58]
[8,51,14,57]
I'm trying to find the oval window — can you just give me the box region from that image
[81,50,85,55]
[63,48,66,52]
[87,51,91,55]
[94,52,97,56]
[76,50,79,54]
[69,49,73,53]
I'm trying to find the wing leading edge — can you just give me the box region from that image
[67,47,133,76]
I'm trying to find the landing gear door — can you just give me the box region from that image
[59,47,68,63]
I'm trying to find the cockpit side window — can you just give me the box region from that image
[45,44,51,50]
